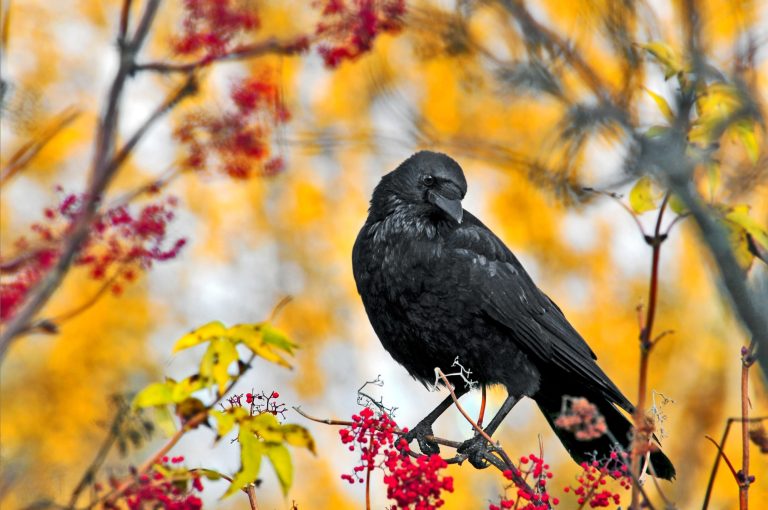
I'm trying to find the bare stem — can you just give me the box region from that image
[246,484,260,510]
[739,352,752,510]
[631,193,669,509]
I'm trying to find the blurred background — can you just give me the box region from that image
[1,0,767,509]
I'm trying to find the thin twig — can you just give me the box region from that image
[583,188,647,237]
[66,399,130,509]
[433,368,540,502]
[701,416,767,509]
[0,107,81,184]
[739,351,752,510]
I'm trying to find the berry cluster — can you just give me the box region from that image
[383,440,453,509]
[100,456,203,510]
[1,193,185,321]
[562,452,631,508]
[175,71,287,179]
[174,0,259,58]
[316,0,406,67]
[226,390,286,419]
[490,454,559,510]
[553,397,607,441]
[338,407,454,509]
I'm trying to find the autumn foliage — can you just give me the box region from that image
[1,0,767,509]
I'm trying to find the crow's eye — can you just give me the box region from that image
[422,174,435,186]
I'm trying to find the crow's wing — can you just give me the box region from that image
[450,212,632,410]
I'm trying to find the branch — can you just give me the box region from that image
[0,0,162,361]
[434,368,540,502]
[701,416,768,509]
[133,35,314,74]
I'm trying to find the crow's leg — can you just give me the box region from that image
[403,387,469,455]
[457,394,520,469]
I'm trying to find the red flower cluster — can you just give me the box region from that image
[176,72,288,179]
[1,193,185,321]
[101,456,203,510]
[490,454,558,510]
[174,0,259,58]
[316,0,406,67]
[383,440,453,509]
[554,397,607,441]
[562,452,631,508]
[338,407,454,509]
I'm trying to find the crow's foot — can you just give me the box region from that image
[457,434,492,469]
[402,421,440,455]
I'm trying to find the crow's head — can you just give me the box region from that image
[371,151,467,224]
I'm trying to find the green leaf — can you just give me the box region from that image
[280,424,316,454]
[222,427,263,499]
[645,125,669,138]
[668,194,688,215]
[173,321,227,353]
[265,444,293,495]
[644,87,674,121]
[642,41,682,79]
[133,381,175,409]
[197,468,225,481]
[629,176,661,213]
[153,405,177,436]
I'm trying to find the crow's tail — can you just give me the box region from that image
[535,388,676,480]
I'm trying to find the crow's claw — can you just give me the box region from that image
[403,422,440,455]
[457,434,491,469]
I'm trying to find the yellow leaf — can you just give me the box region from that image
[132,381,175,409]
[230,324,293,368]
[733,121,759,164]
[170,375,204,403]
[724,221,754,270]
[211,407,248,439]
[211,410,236,439]
[281,424,316,454]
[173,321,227,353]
[726,205,768,248]
[249,412,284,442]
[261,324,297,353]
[222,426,263,499]
[265,444,293,495]
[199,339,239,395]
[642,41,681,79]
[644,87,674,122]
[629,176,661,213]
[153,406,178,436]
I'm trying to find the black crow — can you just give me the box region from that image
[352,151,674,479]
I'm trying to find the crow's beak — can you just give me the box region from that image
[428,190,463,224]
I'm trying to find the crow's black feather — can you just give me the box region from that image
[352,151,674,479]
